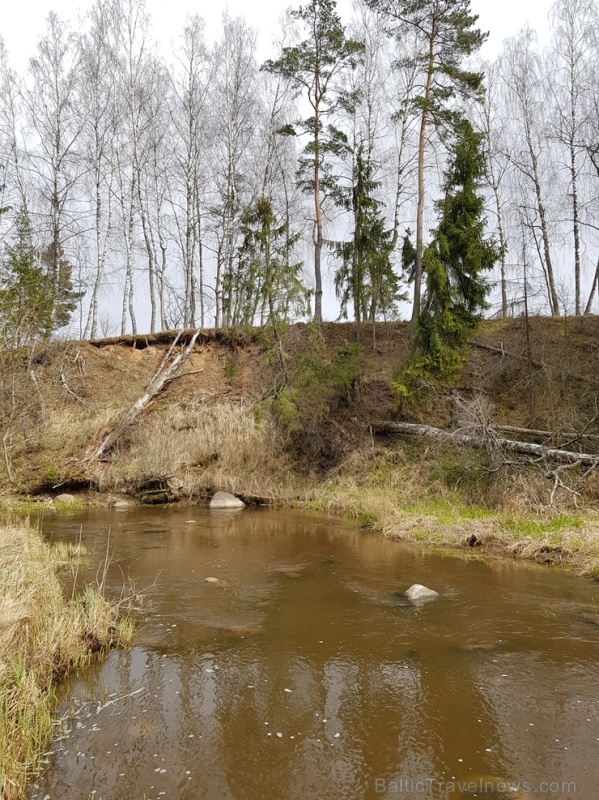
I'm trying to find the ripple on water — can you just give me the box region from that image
[32,507,599,800]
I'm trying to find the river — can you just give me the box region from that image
[31,506,599,799]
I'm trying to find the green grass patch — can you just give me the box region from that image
[8,499,84,517]
[404,498,494,523]
[502,514,584,539]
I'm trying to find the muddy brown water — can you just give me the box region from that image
[31,507,599,800]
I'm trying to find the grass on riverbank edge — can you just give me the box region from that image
[302,482,599,575]
[7,484,598,578]
[0,521,133,800]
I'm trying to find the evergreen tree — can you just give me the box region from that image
[365,0,487,323]
[392,119,500,396]
[39,241,83,329]
[0,205,54,344]
[409,119,498,382]
[0,206,82,345]
[333,147,404,347]
[263,0,364,323]
[230,196,309,327]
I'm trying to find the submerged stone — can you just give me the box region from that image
[209,491,245,509]
[457,642,498,653]
[404,583,439,602]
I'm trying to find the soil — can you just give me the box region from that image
[2,317,599,502]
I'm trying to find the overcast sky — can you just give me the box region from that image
[2,0,553,74]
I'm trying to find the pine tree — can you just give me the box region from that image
[365,0,487,323]
[411,119,498,382]
[263,0,364,323]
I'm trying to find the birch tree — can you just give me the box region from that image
[80,0,118,338]
[479,60,510,316]
[0,38,26,212]
[548,0,597,315]
[500,29,560,316]
[209,16,260,328]
[168,16,212,328]
[26,12,84,314]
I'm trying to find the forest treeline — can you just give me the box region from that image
[0,0,598,344]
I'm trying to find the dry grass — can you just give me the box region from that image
[303,444,599,573]
[97,401,302,501]
[0,521,132,799]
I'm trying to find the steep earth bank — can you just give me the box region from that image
[2,318,599,574]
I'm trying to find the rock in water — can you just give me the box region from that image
[209,491,245,509]
[55,493,76,504]
[203,577,229,587]
[113,499,132,508]
[404,583,439,602]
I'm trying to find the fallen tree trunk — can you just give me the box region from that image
[373,421,599,466]
[471,339,543,369]
[84,329,202,464]
[496,424,599,443]
[88,327,253,349]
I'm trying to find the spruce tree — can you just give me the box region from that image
[0,205,54,345]
[40,241,83,329]
[333,147,404,347]
[232,196,309,327]
[411,119,498,382]
[263,0,364,322]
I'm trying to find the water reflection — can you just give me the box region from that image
[32,507,599,799]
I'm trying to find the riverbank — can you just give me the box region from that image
[5,481,599,578]
[0,318,598,578]
[305,485,599,576]
[0,521,132,800]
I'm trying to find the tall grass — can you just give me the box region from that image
[100,401,301,500]
[0,522,132,799]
